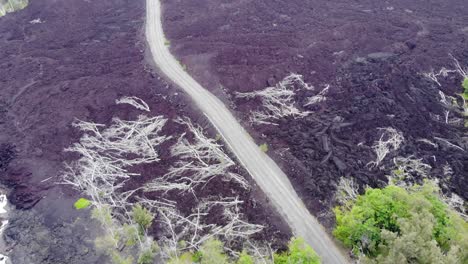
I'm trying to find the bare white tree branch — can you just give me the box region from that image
[116,96,151,112]
[304,85,330,106]
[145,117,249,193]
[367,127,404,168]
[335,177,359,209]
[236,73,312,125]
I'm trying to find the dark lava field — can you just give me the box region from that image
[0,0,467,263]
[0,0,289,262]
[163,0,468,225]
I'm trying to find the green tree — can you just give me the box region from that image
[334,182,468,261]
[274,237,320,264]
[362,210,462,264]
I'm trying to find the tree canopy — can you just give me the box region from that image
[333,182,467,263]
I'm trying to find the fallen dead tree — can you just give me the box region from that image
[64,97,266,263]
[304,85,330,106]
[236,73,312,125]
[335,177,359,210]
[145,117,249,194]
[62,97,171,262]
[367,127,404,168]
[147,197,264,260]
[423,55,468,122]
[116,96,151,112]
[388,156,432,187]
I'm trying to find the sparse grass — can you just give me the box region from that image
[259,143,269,153]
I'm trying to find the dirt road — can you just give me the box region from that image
[145,0,349,262]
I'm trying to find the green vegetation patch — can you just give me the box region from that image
[167,237,321,264]
[334,182,467,262]
[132,204,154,235]
[463,77,468,99]
[259,143,269,153]
[274,237,320,264]
[74,198,92,209]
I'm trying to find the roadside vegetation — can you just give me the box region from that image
[259,143,269,153]
[167,237,320,264]
[334,181,467,263]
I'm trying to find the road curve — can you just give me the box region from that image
[145,0,349,263]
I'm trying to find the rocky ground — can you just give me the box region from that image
[162,0,468,226]
[0,0,289,263]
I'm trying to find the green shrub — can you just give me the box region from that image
[132,204,154,234]
[74,198,91,209]
[167,252,193,264]
[274,237,320,264]
[138,248,156,264]
[198,238,230,264]
[236,250,254,264]
[334,182,467,261]
[259,143,269,153]
[111,251,133,264]
[91,205,113,226]
[122,224,139,247]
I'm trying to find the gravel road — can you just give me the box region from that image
[145,0,349,262]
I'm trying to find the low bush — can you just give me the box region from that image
[274,237,320,264]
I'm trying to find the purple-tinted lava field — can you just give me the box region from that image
[0,0,467,263]
[163,0,468,225]
[0,0,289,262]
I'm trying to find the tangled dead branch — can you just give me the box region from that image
[304,85,330,106]
[434,137,465,152]
[152,197,264,260]
[367,127,404,168]
[422,55,467,86]
[388,156,432,187]
[450,54,468,78]
[335,177,359,209]
[438,91,466,125]
[236,73,311,125]
[63,112,171,211]
[62,98,168,261]
[422,68,456,87]
[64,97,266,263]
[145,117,249,193]
[442,193,467,221]
[116,96,151,112]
